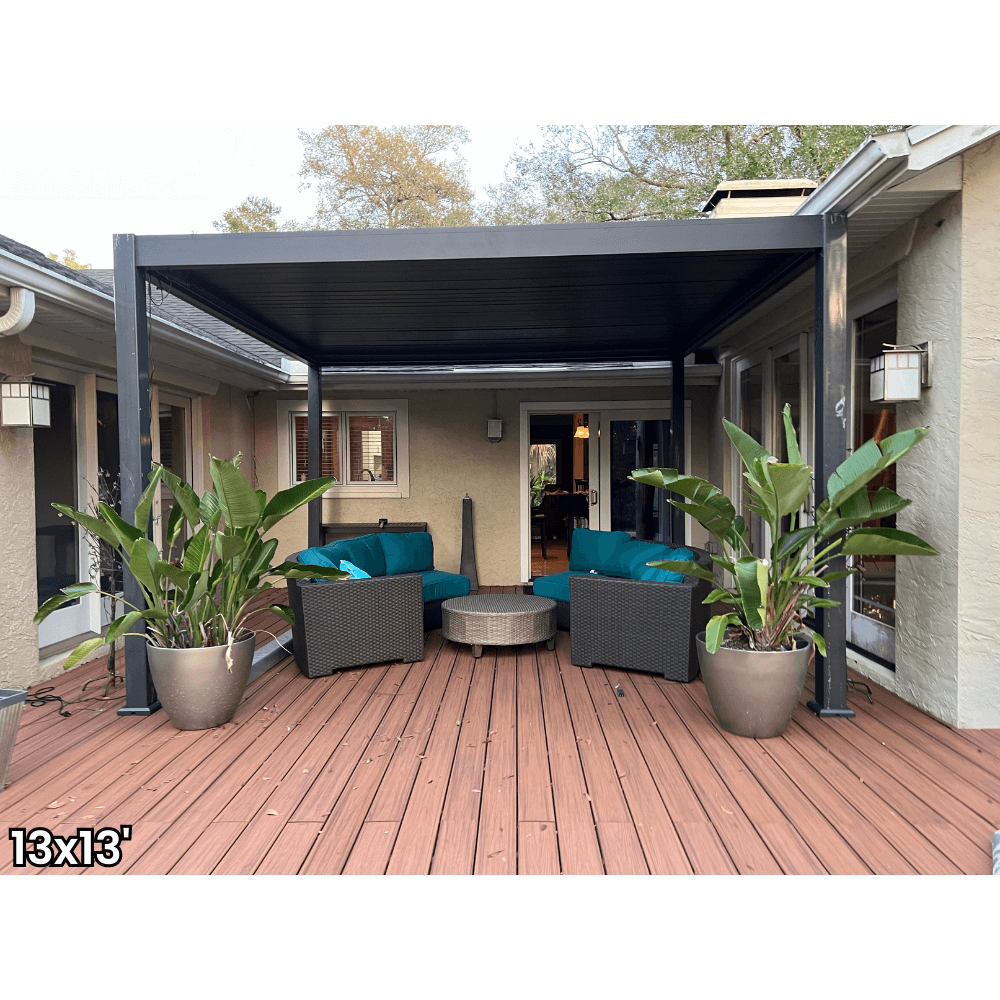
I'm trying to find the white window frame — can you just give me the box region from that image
[277,398,409,499]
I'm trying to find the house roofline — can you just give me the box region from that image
[1,246,290,386]
[795,124,1000,218]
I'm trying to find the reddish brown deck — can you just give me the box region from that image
[3,589,998,874]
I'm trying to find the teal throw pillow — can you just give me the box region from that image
[298,546,337,568]
[613,541,695,582]
[340,559,371,580]
[568,529,632,574]
[380,531,434,575]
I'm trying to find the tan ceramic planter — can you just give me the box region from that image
[146,633,255,731]
[695,632,811,738]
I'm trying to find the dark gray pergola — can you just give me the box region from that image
[112,215,852,721]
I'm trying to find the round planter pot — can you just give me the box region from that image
[146,633,255,731]
[695,632,811,739]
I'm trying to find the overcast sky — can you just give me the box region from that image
[3,118,544,269]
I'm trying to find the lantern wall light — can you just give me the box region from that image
[870,342,932,403]
[1,377,51,428]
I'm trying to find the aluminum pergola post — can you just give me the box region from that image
[113,235,159,716]
[307,363,322,549]
[669,354,686,546]
[808,212,854,719]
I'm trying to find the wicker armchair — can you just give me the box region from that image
[568,547,714,682]
[286,554,424,678]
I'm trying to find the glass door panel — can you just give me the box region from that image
[848,302,898,664]
[35,378,91,646]
[157,395,192,565]
[737,361,765,555]
[598,409,671,542]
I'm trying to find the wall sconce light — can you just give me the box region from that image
[573,417,589,439]
[487,389,503,443]
[870,342,931,402]
[1,377,51,428]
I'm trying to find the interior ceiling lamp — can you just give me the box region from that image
[870,342,932,403]
[574,416,589,439]
[1,375,51,428]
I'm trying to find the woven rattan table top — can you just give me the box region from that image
[442,593,556,616]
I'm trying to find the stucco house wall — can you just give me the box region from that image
[254,382,715,586]
[0,334,43,690]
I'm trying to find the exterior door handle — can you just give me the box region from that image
[590,490,599,506]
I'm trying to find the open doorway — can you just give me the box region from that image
[529,412,590,579]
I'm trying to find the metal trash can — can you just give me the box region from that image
[0,688,27,791]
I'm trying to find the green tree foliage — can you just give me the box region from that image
[479,125,901,225]
[213,194,304,233]
[298,125,475,229]
[48,249,91,269]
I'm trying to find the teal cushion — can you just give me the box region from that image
[302,535,386,577]
[532,571,591,604]
[340,559,370,580]
[299,546,337,569]
[613,541,695,583]
[331,535,387,577]
[567,529,632,573]
[380,531,434,575]
[420,570,471,602]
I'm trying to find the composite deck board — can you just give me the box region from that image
[303,658,438,874]
[515,647,555,823]
[473,647,518,875]
[432,653,497,874]
[633,673,782,874]
[4,591,999,874]
[582,668,693,874]
[665,679,829,874]
[534,645,606,874]
[608,671,736,874]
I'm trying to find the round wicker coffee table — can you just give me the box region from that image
[441,593,557,658]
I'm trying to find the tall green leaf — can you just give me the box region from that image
[705,613,742,653]
[34,589,87,624]
[733,557,768,631]
[63,636,107,670]
[128,538,161,591]
[781,403,801,464]
[723,418,770,472]
[200,490,223,530]
[51,504,119,549]
[99,502,143,549]
[134,464,164,533]
[165,502,187,549]
[260,477,336,532]
[210,456,262,529]
[216,535,248,563]
[159,465,202,527]
[182,526,212,574]
[765,463,812,517]
[774,525,818,562]
[842,527,938,557]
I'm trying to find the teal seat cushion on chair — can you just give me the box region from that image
[568,529,632,574]
[532,571,591,604]
[420,570,471,602]
[380,531,434,575]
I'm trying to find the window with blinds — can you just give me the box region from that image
[293,414,340,482]
[292,412,396,485]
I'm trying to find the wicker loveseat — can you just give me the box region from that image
[532,528,713,682]
[286,531,471,678]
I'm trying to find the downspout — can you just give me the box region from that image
[0,286,35,336]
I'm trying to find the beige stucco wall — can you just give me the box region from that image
[0,335,42,690]
[955,140,1000,727]
[893,192,964,724]
[252,382,715,586]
